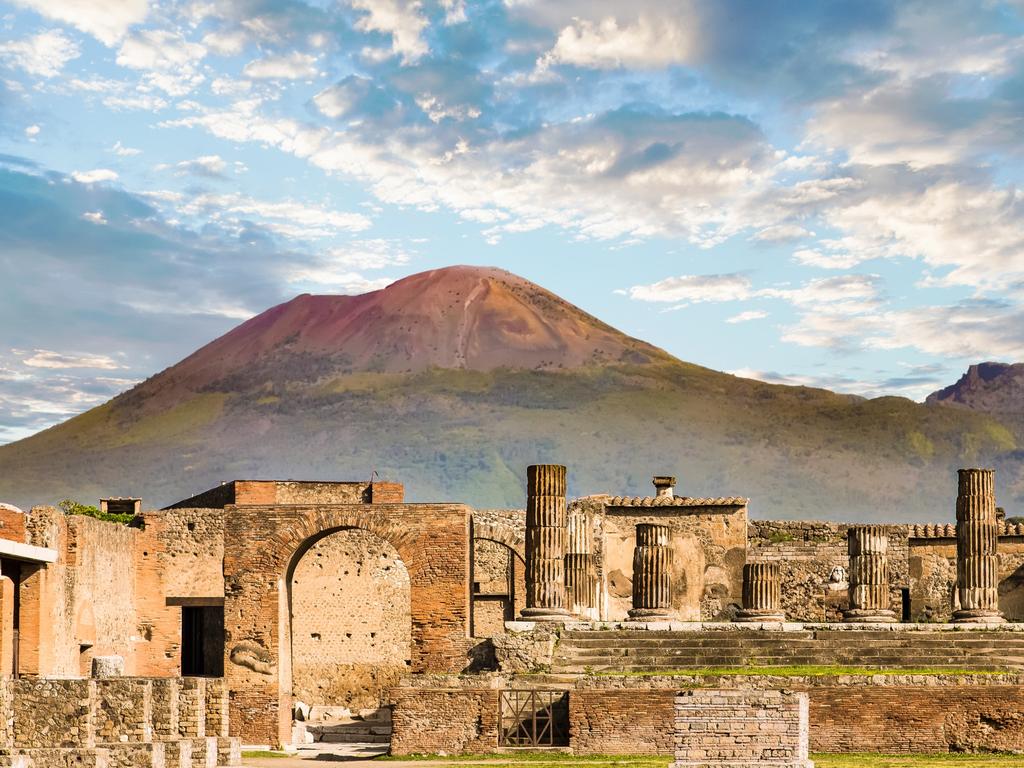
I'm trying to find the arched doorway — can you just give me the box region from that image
[288,528,411,711]
[471,538,525,636]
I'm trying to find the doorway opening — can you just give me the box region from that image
[181,605,224,677]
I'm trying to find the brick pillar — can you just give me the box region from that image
[844,525,896,623]
[954,468,1006,624]
[520,464,570,621]
[565,504,596,618]
[628,523,672,620]
[734,562,785,622]
[0,576,13,678]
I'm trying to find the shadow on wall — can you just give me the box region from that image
[999,563,1024,620]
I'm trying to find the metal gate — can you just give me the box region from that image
[498,690,569,747]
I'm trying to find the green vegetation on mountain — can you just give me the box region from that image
[0,266,1021,519]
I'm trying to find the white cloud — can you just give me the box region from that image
[350,0,429,63]
[751,224,811,243]
[157,155,229,178]
[792,248,867,270]
[538,15,694,71]
[210,76,252,96]
[173,191,372,239]
[320,239,413,270]
[24,124,40,138]
[287,269,395,294]
[116,29,206,71]
[726,310,768,324]
[103,93,169,111]
[70,168,118,184]
[10,0,147,46]
[16,349,122,370]
[81,210,107,224]
[202,29,248,56]
[628,273,752,304]
[110,141,141,156]
[242,52,318,79]
[0,30,81,78]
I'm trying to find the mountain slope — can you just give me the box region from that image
[927,363,1024,418]
[1,266,1022,519]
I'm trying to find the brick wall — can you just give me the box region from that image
[291,528,410,709]
[222,502,472,747]
[134,508,225,677]
[564,678,1024,756]
[570,688,675,755]
[390,688,499,755]
[811,684,1024,753]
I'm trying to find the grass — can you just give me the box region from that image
[592,665,1002,678]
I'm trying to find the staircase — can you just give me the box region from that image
[303,709,393,744]
[551,628,1024,674]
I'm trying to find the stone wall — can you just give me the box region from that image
[908,531,1024,621]
[0,676,239,767]
[673,689,810,767]
[390,688,499,756]
[290,528,410,709]
[600,503,747,621]
[748,521,909,621]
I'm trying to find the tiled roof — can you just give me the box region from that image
[908,522,1024,538]
[606,495,748,508]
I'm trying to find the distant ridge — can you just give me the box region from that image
[0,266,1021,518]
[927,363,1024,416]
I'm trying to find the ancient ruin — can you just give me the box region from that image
[2,467,1024,763]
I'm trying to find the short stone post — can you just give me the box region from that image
[954,468,1006,624]
[520,464,570,621]
[628,523,672,620]
[843,525,896,623]
[91,655,125,678]
[565,504,596,618]
[735,562,785,622]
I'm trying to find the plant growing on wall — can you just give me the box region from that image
[58,499,139,526]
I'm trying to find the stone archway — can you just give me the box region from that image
[222,503,472,748]
[288,527,411,711]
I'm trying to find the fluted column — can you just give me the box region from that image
[734,562,785,622]
[954,468,1005,624]
[565,503,596,617]
[844,525,896,623]
[520,464,570,621]
[628,524,673,620]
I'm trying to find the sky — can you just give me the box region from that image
[1,0,1024,444]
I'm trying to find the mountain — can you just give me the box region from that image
[1,266,1022,520]
[926,363,1024,419]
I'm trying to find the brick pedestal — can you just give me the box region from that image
[672,689,813,768]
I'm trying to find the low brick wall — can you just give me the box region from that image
[570,689,675,755]
[390,688,500,755]
[571,678,1024,755]
[673,690,811,767]
[813,685,1024,753]
[390,676,1024,757]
